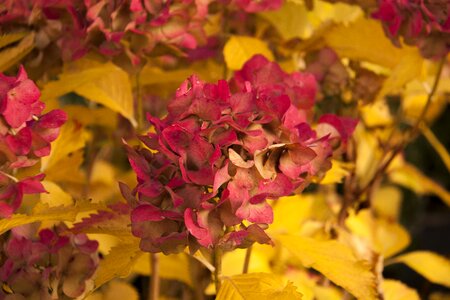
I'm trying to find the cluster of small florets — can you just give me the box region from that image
[0,67,67,217]
[0,0,282,65]
[121,55,356,254]
[0,225,99,300]
[372,0,450,58]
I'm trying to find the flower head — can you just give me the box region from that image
[122,55,356,254]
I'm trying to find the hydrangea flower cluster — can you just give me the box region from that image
[0,225,99,300]
[121,55,356,254]
[372,0,450,58]
[0,0,282,65]
[0,67,67,217]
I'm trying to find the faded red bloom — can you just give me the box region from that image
[0,67,67,217]
[122,55,356,254]
[372,0,450,58]
[0,225,99,300]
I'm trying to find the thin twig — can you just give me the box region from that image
[149,253,160,300]
[242,245,253,274]
[136,71,144,131]
[213,247,223,294]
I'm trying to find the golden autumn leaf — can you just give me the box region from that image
[324,18,410,69]
[0,32,35,72]
[94,239,144,289]
[216,273,302,300]
[40,180,73,207]
[382,280,420,300]
[223,36,274,70]
[318,159,353,184]
[0,201,100,235]
[389,162,450,206]
[41,58,136,126]
[346,210,410,258]
[421,125,450,173]
[260,1,312,40]
[41,122,89,180]
[278,235,378,299]
[390,251,450,288]
[0,32,28,49]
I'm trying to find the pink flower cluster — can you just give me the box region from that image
[0,225,99,300]
[0,0,282,65]
[372,0,450,58]
[0,67,67,217]
[121,55,357,254]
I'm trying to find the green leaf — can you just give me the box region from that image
[0,32,35,72]
[223,36,274,70]
[216,273,302,300]
[278,235,378,299]
[94,239,144,288]
[41,58,137,127]
[391,251,450,288]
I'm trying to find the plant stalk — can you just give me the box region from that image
[149,253,160,300]
[213,247,223,294]
[242,245,253,274]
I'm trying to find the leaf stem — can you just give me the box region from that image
[213,247,223,294]
[135,71,144,131]
[242,245,253,274]
[149,253,160,300]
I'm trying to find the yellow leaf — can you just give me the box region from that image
[325,18,413,69]
[133,253,193,287]
[421,125,450,173]
[216,273,302,300]
[260,2,312,40]
[278,235,378,299]
[355,125,384,187]
[41,180,73,206]
[391,251,450,288]
[139,66,193,86]
[382,280,420,300]
[0,32,28,49]
[223,36,274,70]
[346,210,410,258]
[372,186,403,220]
[319,160,352,184]
[222,246,272,277]
[0,201,100,235]
[94,239,143,288]
[377,50,424,100]
[63,105,118,128]
[389,162,450,206]
[41,121,89,173]
[0,32,35,72]
[360,101,394,127]
[41,58,136,126]
[270,194,332,235]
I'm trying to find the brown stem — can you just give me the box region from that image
[135,71,144,131]
[242,245,253,274]
[213,247,222,294]
[149,253,160,300]
[356,57,446,199]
